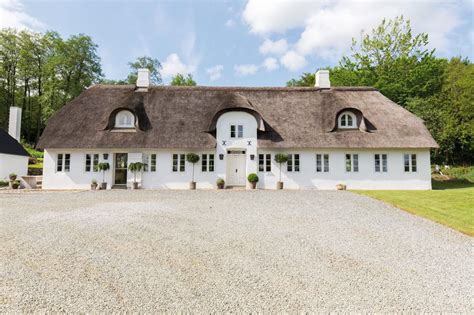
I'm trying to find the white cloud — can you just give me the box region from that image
[259,38,288,55]
[206,65,224,81]
[234,64,259,76]
[0,0,45,30]
[161,53,196,79]
[225,19,235,27]
[262,57,279,71]
[243,0,469,61]
[280,51,307,71]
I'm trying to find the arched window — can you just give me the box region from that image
[115,110,135,128]
[338,111,357,129]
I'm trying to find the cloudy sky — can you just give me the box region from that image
[1,0,472,86]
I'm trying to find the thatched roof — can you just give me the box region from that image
[0,129,29,156]
[37,85,438,149]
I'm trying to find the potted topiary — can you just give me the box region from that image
[247,173,259,189]
[128,162,145,189]
[216,178,225,189]
[95,162,110,190]
[186,153,200,190]
[9,173,17,181]
[91,179,98,190]
[11,180,20,189]
[274,153,288,190]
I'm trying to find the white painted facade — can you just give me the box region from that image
[0,153,29,181]
[42,111,432,190]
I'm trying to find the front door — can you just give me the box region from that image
[114,153,128,185]
[226,150,246,186]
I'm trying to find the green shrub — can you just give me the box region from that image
[0,180,8,187]
[247,173,259,183]
[216,178,225,185]
[22,142,44,159]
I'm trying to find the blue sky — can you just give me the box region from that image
[1,0,473,86]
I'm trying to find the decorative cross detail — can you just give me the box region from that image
[222,140,227,146]
[247,140,252,146]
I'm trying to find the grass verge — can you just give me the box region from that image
[355,179,474,236]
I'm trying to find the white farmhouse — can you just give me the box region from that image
[0,107,29,180]
[37,70,438,190]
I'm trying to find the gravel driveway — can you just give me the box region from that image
[0,190,472,312]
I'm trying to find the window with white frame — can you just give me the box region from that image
[338,111,357,129]
[85,153,99,172]
[404,154,417,172]
[57,153,70,172]
[143,154,157,172]
[258,154,271,172]
[316,154,329,172]
[375,154,388,172]
[114,110,135,128]
[345,154,359,172]
[172,154,185,172]
[287,154,300,172]
[230,124,243,138]
[201,154,215,172]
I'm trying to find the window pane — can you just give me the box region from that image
[258,154,264,172]
[382,154,387,172]
[209,154,214,172]
[238,125,243,138]
[93,154,99,172]
[266,154,271,172]
[353,154,358,172]
[202,154,207,172]
[411,154,417,172]
[287,154,293,172]
[151,154,156,172]
[57,154,63,172]
[316,154,322,172]
[294,154,300,172]
[230,125,235,138]
[375,154,380,172]
[404,154,410,172]
[64,154,70,172]
[347,115,353,126]
[172,154,178,172]
[345,154,351,172]
[324,154,329,172]
[85,154,91,172]
[341,115,346,127]
[180,154,185,172]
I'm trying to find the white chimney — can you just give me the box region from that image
[8,106,22,142]
[136,68,150,89]
[315,69,330,89]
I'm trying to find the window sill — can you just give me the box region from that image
[111,128,137,133]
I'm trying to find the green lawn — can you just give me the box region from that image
[355,179,474,236]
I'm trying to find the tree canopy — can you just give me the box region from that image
[170,73,197,86]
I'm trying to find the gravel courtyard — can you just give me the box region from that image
[0,190,472,312]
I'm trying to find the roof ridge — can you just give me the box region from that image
[89,85,377,92]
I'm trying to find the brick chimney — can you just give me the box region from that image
[315,70,330,89]
[8,106,22,142]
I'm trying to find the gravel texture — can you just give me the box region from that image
[0,190,472,312]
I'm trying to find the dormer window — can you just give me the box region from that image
[338,111,357,129]
[115,110,135,128]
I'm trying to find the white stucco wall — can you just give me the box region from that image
[42,111,432,190]
[0,153,29,181]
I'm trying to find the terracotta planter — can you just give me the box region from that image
[190,181,196,190]
[276,181,284,190]
[11,181,20,189]
[249,182,257,189]
[132,182,139,190]
[100,182,107,190]
[217,183,225,189]
[336,184,347,190]
[91,183,98,190]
